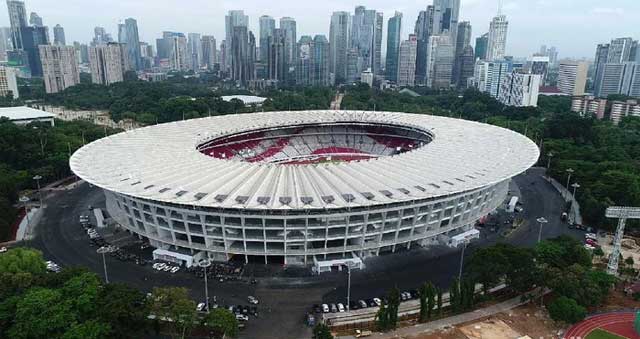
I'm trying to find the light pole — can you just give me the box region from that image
[198,258,212,313]
[546,152,554,172]
[19,196,30,231]
[536,217,548,243]
[96,246,110,283]
[345,264,352,311]
[458,239,469,281]
[565,168,574,199]
[33,175,43,206]
[571,182,580,199]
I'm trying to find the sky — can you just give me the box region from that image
[1,0,638,59]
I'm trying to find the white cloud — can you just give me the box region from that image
[590,7,625,16]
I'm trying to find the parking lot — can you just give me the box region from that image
[26,168,583,338]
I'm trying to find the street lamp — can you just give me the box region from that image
[344,264,352,311]
[571,182,580,199]
[565,168,574,199]
[19,196,30,226]
[536,217,549,243]
[546,153,554,171]
[33,175,43,205]
[458,239,469,281]
[96,246,110,284]
[198,258,213,313]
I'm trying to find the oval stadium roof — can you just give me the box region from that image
[70,110,540,210]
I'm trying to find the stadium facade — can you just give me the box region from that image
[71,111,539,266]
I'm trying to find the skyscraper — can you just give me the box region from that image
[558,61,588,96]
[231,26,251,85]
[349,6,383,76]
[0,65,18,98]
[486,14,508,61]
[88,43,126,85]
[312,35,330,87]
[118,18,142,71]
[92,27,112,46]
[279,17,297,71]
[453,21,472,86]
[170,35,188,71]
[0,27,13,62]
[457,45,475,88]
[7,0,27,50]
[596,62,640,98]
[397,34,417,87]
[385,12,402,82]
[329,11,350,85]
[593,37,639,97]
[259,16,275,62]
[201,35,217,70]
[432,0,460,40]
[53,24,65,45]
[39,45,80,93]
[498,71,542,107]
[20,26,48,76]
[296,35,313,86]
[267,28,286,82]
[475,33,488,60]
[225,10,249,71]
[28,11,41,26]
[187,33,202,70]
[414,6,433,84]
[426,34,454,89]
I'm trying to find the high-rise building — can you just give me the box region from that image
[538,45,559,66]
[312,35,330,87]
[7,0,27,50]
[279,17,297,71]
[88,43,126,85]
[350,6,383,76]
[385,12,402,82]
[295,35,313,86]
[498,71,542,107]
[187,33,202,70]
[20,26,48,76]
[593,37,639,96]
[426,34,454,89]
[456,45,475,88]
[259,16,275,62]
[474,59,511,97]
[231,26,252,85]
[0,27,13,61]
[118,18,142,70]
[74,42,89,64]
[39,45,79,93]
[610,100,640,124]
[414,7,433,85]
[225,10,249,71]
[571,95,607,119]
[595,62,640,98]
[28,11,41,26]
[475,33,488,60]
[53,24,65,45]
[529,55,549,85]
[557,61,588,96]
[329,11,350,85]
[0,66,18,98]
[267,28,286,82]
[92,27,113,46]
[201,35,217,70]
[397,34,417,87]
[453,21,472,86]
[486,14,508,61]
[169,35,188,71]
[432,0,460,40]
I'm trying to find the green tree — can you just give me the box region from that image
[96,283,150,338]
[148,287,197,339]
[8,287,74,339]
[203,308,238,338]
[436,287,443,316]
[312,323,334,339]
[61,320,111,339]
[467,245,509,294]
[547,296,586,324]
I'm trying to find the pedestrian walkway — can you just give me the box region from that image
[543,170,583,225]
[336,293,536,339]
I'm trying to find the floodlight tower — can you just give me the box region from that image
[605,206,640,275]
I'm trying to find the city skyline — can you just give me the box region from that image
[0,0,637,59]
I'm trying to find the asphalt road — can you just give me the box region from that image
[25,167,581,339]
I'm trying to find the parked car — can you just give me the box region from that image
[247,296,259,305]
[330,303,337,313]
[170,266,180,273]
[584,244,596,251]
[312,304,322,314]
[337,303,345,312]
[0,247,7,253]
[235,314,249,322]
[196,302,206,312]
[322,304,330,313]
[373,298,382,306]
[358,300,367,309]
[585,233,597,240]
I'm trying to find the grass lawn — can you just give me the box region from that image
[585,328,629,339]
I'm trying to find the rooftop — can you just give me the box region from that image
[221,95,267,105]
[0,106,55,121]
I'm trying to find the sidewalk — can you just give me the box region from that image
[545,174,582,225]
[337,293,535,339]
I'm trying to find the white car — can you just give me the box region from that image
[584,244,596,251]
[154,263,166,270]
[337,303,345,312]
[373,298,382,306]
[196,302,206,312]
[247,296,259,305]
[0,246,7,253]
[163,265,172,272]
[235,314,249,322]
[322,304,330,313]
[170,266,180,273]
[585,233,597,240]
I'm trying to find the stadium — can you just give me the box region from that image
[70,110,539,268]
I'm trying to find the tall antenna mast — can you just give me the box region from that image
[497,0,503,15]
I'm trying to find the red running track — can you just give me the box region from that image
[564,312,637,339]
